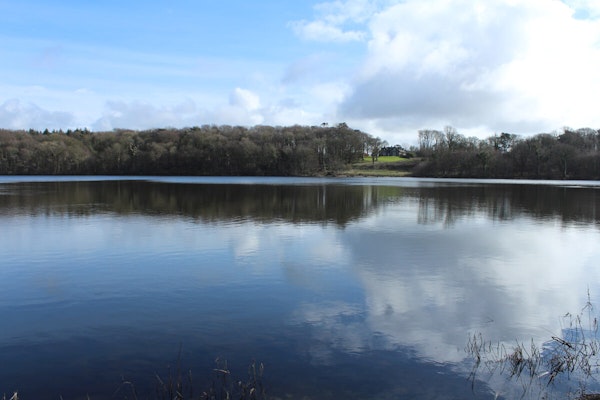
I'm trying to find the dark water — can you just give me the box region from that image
[1,176,599,399]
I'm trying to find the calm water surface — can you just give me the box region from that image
[1,176,600,399]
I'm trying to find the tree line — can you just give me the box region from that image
[3,123,599,179]
[413,126,600,180]
[0,124,381,176]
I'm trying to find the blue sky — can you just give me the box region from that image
[1,0,600,144]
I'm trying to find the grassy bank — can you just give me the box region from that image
[340,156,420,177]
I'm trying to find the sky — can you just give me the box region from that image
[1,0,600,145]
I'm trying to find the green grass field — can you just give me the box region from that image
[357,156,410,164]
[340,156,420,177]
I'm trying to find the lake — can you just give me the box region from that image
[1,176,599,399]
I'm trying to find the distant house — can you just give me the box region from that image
[379,145,407,157]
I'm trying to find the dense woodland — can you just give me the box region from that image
[413,126,600,180]
[0,124,381,176]
[1,123,600,179]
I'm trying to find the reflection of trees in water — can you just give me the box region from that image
[0,181,391,227]
[417,186,514,226]
[415,184,600,227]
[0,180,598,227]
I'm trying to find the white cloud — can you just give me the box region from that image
[260,102,321,127]
[309,81,352,108]
[0,99,74,130]
[289,0,380,42]
[313,0,378,25]
[92,99,200,131]
[205,88,265,126]
[300,0,600,143]
[85,88,329,132]
[229,88,261,111]
[290,19,366,42]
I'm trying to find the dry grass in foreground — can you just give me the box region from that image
[467,294,600,399]
[3,359,265,400]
